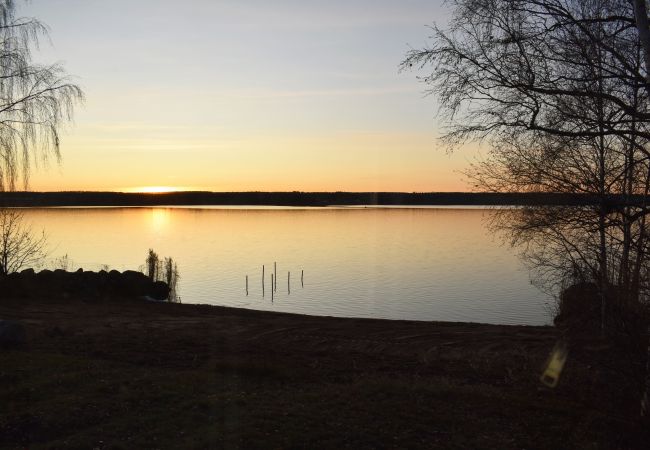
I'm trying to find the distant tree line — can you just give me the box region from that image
[1,190,648,207]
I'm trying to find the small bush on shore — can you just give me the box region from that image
[144,249,180,302]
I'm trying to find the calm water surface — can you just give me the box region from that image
[22,207,552,325]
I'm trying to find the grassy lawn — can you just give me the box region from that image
[0,299,647,449]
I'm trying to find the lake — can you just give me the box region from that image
[20,206,552,325]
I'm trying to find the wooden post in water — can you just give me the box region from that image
[288,271,290,295]
[246,275,248,296]
[271,274,274,301]
[262,265,265,297]
[274,262,277,292]
[301,270,304,288]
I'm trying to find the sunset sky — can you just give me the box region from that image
[23,0,479,192]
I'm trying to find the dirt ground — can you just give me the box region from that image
[0,297,647,449]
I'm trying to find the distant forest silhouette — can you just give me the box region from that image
[1,191,648,207]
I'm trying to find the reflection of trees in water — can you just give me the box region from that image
[492,205,650,322]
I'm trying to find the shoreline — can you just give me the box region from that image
[146,300,554,328]
[0,295,554,337]
[0,190,643,207]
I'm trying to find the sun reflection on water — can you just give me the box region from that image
[149,208,171,232]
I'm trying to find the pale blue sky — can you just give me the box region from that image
[21,0,474,192]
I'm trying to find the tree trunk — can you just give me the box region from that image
[633,0,650,85]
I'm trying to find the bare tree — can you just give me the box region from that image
[144,249,180,302]
[402,0,650,421]
[0,208,46,275]
[401,0,650,293]
[633,0,650,84]
[163,256,180,302]
[0,0,83,191]
[402,0,647,145]
[146,248,158,281]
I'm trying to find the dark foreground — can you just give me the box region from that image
[0,298,647,449]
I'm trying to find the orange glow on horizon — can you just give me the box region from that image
[27,131,478,194]
[122,186,190,194]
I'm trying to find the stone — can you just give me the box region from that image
[0,320,26,347]
[151,281,170,301]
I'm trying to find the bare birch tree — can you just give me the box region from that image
[401,0,650,294]
[0,208,46,275]
[633,0,650,84]
[0,0,83,191]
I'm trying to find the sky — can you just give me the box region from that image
[21,0,478,192]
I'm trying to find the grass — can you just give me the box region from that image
[0,298,647,449]
[0,351,637,449]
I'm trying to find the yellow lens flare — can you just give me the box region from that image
[540,341,568,388]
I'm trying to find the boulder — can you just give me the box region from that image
[0,320,26,347]
[151,281,170,301]
[555,282,600,329]
[121,270,152,297]
[556,282,648,341]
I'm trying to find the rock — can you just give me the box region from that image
[78,271,100,297]
[0,320,26,347]
[555,282,600,328]
[556,282,648,340]
[141,295,165,302]
[37,269,54,283]
[120,270,151,297]
[123,270,148,281]
[151,281,170,301]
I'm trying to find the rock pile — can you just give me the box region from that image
[0,269,170,301]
